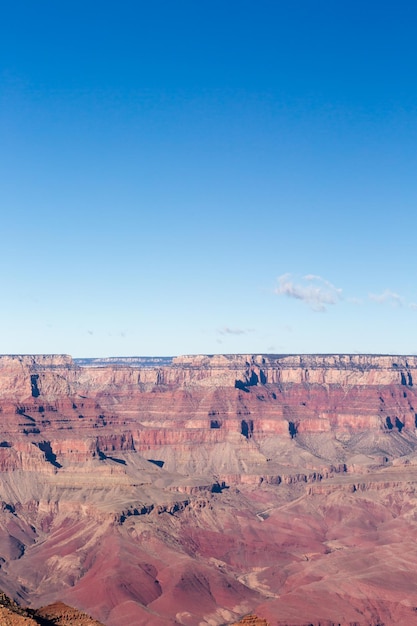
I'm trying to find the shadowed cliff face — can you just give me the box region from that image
[1,354,417,625]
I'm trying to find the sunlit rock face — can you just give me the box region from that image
[0,591,103,625]
[1,353,417,625]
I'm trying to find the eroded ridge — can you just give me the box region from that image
[0,354,417,624]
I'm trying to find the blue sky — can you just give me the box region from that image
[1,1,417,357]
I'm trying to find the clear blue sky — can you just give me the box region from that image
[2,1,417,357]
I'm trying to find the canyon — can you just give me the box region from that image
[1,353,417,624]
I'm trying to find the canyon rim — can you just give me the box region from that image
[0,353,417,624]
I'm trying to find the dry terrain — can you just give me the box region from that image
[0,592,103,625]
[0,354,416,624]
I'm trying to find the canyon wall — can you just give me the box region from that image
[0,353,416,472]
[1,354,417,625]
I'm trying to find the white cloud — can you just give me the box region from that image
[217,327,255,336]
[275,273,342,312]
[369,290,404,307]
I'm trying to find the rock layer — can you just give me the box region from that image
[1,354,417,624]
[0,592,103,625]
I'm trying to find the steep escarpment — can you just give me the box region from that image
[2,353,417,476]
[1,354,417,624]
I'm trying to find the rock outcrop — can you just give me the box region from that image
[233,616,270,626]
[1,354,417,624]
[0,591,103,625]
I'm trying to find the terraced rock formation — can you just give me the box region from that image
[1,354,417,624]
[0,591,103,625]
[232,616,270,626]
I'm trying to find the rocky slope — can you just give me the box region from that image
[232,617,269,626]
[0,592,103,625]
[1,354,417,624]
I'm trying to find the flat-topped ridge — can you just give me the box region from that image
[0,354,74,368]
[1,353,417,371]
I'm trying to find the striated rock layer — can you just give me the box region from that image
[1,354,417,624]
[0,591,103,625]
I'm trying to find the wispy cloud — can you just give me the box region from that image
[217,326,255,336]
[275,273,342,312]
[369,289,404,307]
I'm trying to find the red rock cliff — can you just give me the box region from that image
[1,354,417,625]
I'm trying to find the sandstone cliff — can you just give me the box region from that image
[1,352,416,479]
[0,354,416,625]
[0,591,103,625]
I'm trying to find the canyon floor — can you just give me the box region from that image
[1,353,417,625]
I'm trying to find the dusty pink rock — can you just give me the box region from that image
[0,354,417,624]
